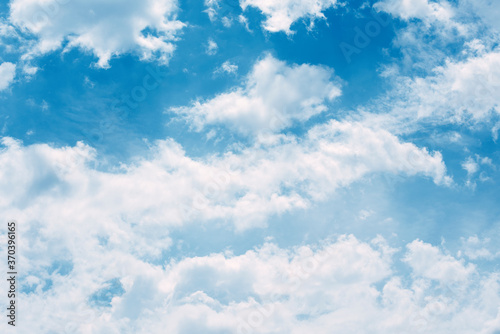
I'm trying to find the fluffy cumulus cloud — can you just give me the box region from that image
[8,0,185,67]
[402,49,500,121]
[367,0,499,115]
[363,48,500,135]
[0,116,450,233]
[240,0,338,34]
[404,240,475,283]
[0,127,457,330]
[0,61,16,90]
[172,55,342,136]
[1,231,499,333]
[0,44,458,332]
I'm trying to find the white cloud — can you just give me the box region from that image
[375,0,452,21]
[206,38,218,55]
[204,0,240,23]
[1,2,500,332]
[0,62,16,91]
[204,0,221,21]
[221,16,233,27]
[359,209,375,220]
[0,20,16,38]
[83,76,95,89]
[372,0,477,75]
[463,0,500,33]
[8,0,185,68]
[459,236,498,260]
[238,14,251,31]
[424,50,500,121]
[462,156,479,175]
[404,240,475,283]
[458,154,493,188]
[0,20,23,54]
[0,20,20,47]
[0,114,450,234]
[22,63,38,75]
[368,0,500,109]
[374,0,464,33]
[214,60,238,75]
[363,49,500,134]
[462,156,480,189]
[2,233,498,333]
[172,54,342,136]
[240,0,338,34]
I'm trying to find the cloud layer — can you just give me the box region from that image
[0,117,449,233]
[1,232,499,333]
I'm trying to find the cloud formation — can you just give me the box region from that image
[362,48,500,137]
[0,61,16,90]
[240,0,338,34]
[172,55,342,136]
[8,0,185,67]
[374,0,456,25]
[0,115,450,233]
[2,232,498,333]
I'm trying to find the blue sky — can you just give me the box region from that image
[1,0,500,333]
